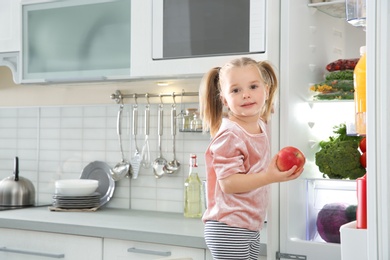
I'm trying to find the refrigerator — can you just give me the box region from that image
[268,0,389,259]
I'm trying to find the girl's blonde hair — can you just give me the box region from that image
[199,57,278,137]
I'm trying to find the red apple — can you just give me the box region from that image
[276,146,306,173]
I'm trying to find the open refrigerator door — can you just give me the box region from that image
[275,0,366,259]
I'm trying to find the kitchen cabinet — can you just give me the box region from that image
[17,0,279,83]
[104,238,205,260]
[0,0,20,53]
[21,0,131,83]
[130,0,279,78]
[0,228,103,260]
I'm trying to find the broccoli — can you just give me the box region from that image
[315,124,366,180]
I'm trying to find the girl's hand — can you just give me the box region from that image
[265,154,303,183]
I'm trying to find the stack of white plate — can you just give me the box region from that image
[52,192,100,209]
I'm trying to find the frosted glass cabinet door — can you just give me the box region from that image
[21,0,131,83]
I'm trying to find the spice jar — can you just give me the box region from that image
[182,108,197,131]
[190,112,202,131]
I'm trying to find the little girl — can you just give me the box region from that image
[199,57,303,259]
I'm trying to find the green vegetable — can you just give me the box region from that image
[314,91,354,100]
[311,79,354,100]
[345,205,357,222]
[315,124,366,179]
[325,70,354,81]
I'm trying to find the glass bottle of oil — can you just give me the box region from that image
[184,154,202,218]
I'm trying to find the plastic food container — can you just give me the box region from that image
[346,0,366,27]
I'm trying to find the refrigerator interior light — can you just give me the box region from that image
[308,101,355,141]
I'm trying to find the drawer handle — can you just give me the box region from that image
[0,247,65,258]
[127,247,172,257]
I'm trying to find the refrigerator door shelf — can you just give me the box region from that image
[308,1,346,18]
[340,221,367,260]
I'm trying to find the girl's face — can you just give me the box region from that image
[220,65,269,120]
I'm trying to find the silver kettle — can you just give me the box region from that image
[0,157,36,207]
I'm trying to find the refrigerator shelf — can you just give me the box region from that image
[309,97,354,103]
[308,1,346,18]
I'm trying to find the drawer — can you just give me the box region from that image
[104,238,205,260]
[0,228,102,260]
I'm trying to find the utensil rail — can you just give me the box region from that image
[111,90,199,104]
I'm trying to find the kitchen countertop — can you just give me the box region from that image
[0,206,207,249]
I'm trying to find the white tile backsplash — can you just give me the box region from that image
[0,103,210,214]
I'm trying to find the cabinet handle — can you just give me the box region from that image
[0,247,65,258]
[127,247,171,257]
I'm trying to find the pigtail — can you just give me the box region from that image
[199,67,224,137]
[258,61,278,123]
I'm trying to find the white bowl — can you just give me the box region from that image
[55,179,98,196]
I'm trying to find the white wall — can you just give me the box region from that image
[0,66,211,213]
[0,102,211,213]
[0,66,201,107]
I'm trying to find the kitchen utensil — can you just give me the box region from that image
[111,103,132,181]
[55,179,98,196]
[141,102,151,168]
[167,103,180,173]
[153,103,173,178]
[0,157,35,207]
[131,103,142,179]
[80,161,115,207]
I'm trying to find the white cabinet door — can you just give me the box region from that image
[104,238,205,260]
[130,0,279,78]
[0,0,20,52]
[0,228,102,260]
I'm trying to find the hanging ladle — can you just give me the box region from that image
[153,98,173,178]
[111,103,132,181]
[167,94,180,173]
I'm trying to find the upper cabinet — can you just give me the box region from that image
[21,0,131,83]
[152,0,265,60]
[0,0,21,53]
[131,0,277,78]
[18,0,278,83]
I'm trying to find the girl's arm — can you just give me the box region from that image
[218,155,303,194]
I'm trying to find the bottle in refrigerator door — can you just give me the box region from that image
[354,46,367,135]
[356,174,367,229]
[184,154,202,218]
